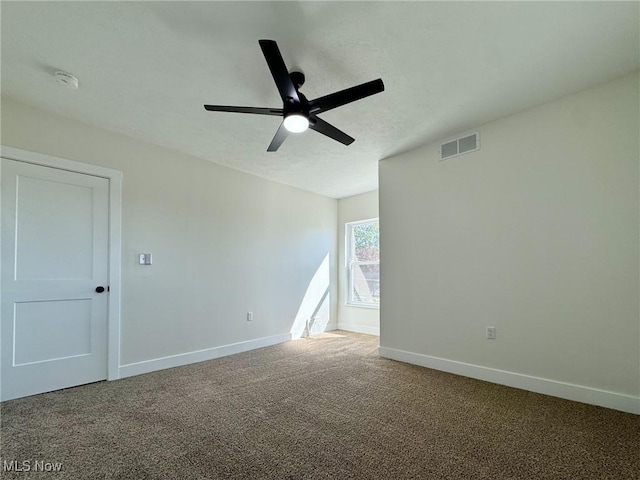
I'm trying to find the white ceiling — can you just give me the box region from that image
[2,2,638,198]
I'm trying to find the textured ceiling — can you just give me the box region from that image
[2,2,638,198]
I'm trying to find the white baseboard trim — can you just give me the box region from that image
[338,322,380,336]
[291,323,339,339]
[378,346,639,415]
[119,333,291,379]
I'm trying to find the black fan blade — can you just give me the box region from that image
[309,117,354,146]
[258,40,300,103]
[267,122,289,152]
[309,79,384,114]
[204,105,283,116]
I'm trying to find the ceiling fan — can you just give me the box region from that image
[204,40,385,152]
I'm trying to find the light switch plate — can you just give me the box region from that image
[139,253,152,265]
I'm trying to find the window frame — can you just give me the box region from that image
[345,218,380,309]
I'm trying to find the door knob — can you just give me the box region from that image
[95,286,105,293]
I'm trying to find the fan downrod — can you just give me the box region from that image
[289,71,305,89]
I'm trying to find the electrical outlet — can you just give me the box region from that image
[247,312,254,322]
[486,326,496,340]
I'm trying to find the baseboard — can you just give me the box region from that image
[338,322,380,336]
[291,322,339,339]
[119,333,291,379]
[378,346,640,415]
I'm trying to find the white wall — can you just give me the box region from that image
[337,190,380,335]
[379,72,640,414]
[1,98,338,373]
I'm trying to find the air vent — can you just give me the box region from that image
[440,132,479,160]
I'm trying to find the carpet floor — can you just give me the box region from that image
[1,331,638,479]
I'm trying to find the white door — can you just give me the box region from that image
[1,159,109,401]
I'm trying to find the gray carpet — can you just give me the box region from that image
[1,331,638,479]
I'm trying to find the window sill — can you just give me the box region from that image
[345,302,380,310]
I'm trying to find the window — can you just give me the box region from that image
[346,219,380,307]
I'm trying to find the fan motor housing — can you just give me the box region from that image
[285,71,308,117]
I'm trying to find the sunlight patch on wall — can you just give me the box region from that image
[290,254,331,339]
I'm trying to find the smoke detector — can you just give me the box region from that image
[53,71,79,89]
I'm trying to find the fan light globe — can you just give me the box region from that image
[283,114,309,133]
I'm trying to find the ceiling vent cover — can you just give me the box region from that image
[440,132,479,160]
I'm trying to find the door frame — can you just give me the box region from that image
[1,145,122,381]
